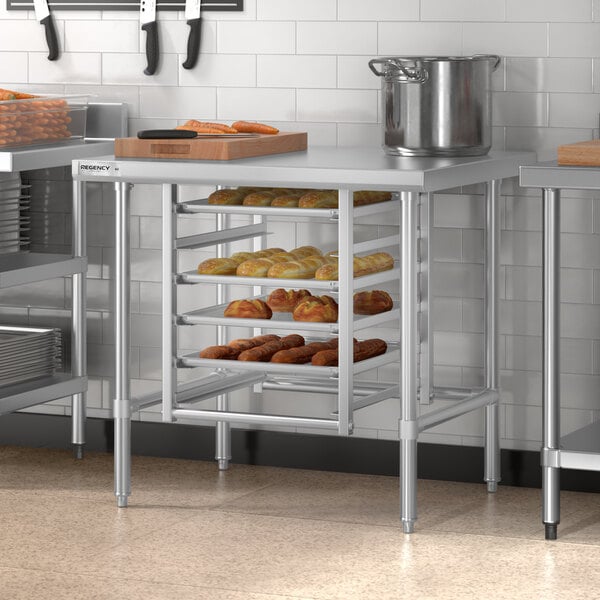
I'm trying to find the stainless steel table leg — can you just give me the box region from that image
[484,179,501,492]
[71,179,87,460]
[400,191,419,534]
[215,212,231,471]
[542,187,561,540]
[114,182,131,508]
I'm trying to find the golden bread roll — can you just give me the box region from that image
[271,338,339,364]
[242,191,278,206]
[268,252,297,262]
[224,299,272,319]
[293,295,339,323]
[314,252,394,280]
[266,288,312,312]
[252,247,286,258]
[353,191,393,206]
[290,245,322,259]
[238,334,305,362]
[299,190,338,209]
[271,196,299,207]
[228,334,280,351]
[197,258,239,275]
[267,255,329,279]
[208,189,246,205]
[353,290,393,315]
[229,252,255,264]
[236,258,275,277]
[311,338,387,366]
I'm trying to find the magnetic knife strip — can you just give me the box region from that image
[7,0,242,10]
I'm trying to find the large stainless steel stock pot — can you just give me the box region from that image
[369,55,501,157]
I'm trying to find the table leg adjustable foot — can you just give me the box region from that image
[545,524,558,540]
[72,443,85,460]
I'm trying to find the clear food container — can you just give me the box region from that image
[0,93,89,149]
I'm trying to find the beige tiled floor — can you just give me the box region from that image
[1,446,599,599]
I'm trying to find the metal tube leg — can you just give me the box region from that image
[114,182,132,508]
[484,180,501,492]
[400,191,419,534]
[215,212,231,470]
[543,187,561,540]
[71,179,87,460]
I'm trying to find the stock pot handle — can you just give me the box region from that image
[368,58,429,83]
[472,54,501,70]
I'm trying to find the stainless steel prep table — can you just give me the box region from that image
[73,147,534,532]
[0,137,115,457]
[520,161,600,540]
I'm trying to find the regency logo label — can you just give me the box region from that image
[79,162,119,176]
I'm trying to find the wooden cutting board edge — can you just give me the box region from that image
[114,131,308,161]
[557,139,600,166]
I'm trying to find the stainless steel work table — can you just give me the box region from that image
[73,147,534,533]
[520,161,600,540]
[0,138,115,457]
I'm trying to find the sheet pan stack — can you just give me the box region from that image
[0,325,61,388]
[0,173,29,254]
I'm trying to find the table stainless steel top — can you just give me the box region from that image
[73,147,535,191]
[520,160,600,190]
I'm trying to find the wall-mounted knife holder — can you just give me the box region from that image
[7,0,242,10]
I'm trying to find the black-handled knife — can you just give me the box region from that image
[33,0,59,61]
[141,0,159,76]
[137,129,260,139]
[182,0,202,70]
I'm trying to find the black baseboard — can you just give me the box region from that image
[1,412,599,493]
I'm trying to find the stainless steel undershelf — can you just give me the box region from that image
[561,421,600,454]
[0,139,115,173]
[0,253,86,288]
[0,374,87,416]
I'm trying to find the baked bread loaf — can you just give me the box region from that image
[200,345,241,360]
[353,290,393,315]
[268,252,297,262]
[242,191,278,206]
[271,338,339,364]
[252,247,286,258]
[299,190,338,209]
[266,288,312,312]
[314,252,394,280]
[293,295,338,323]
[267,255,331,279]
[197,258,239,275]
[224,299,272,319]
[208,189,246,205]
[289,245,322,259]
[229,252,255,264]
[228,334,280,351]
[238,334,305,362]
[353,191,393,206]
[271,194,302,207]
[236,258,275,277]
[311,338,388,366]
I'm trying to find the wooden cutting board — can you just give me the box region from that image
[114,132,307,161]
[557,140,600,166]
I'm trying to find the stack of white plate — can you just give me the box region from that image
[0,173,30,255]
[0,326,61,387]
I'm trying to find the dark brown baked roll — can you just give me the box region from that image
[224,299,272,319]
[353,290,393,315]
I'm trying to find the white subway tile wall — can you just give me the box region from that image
[1,1,600,453]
